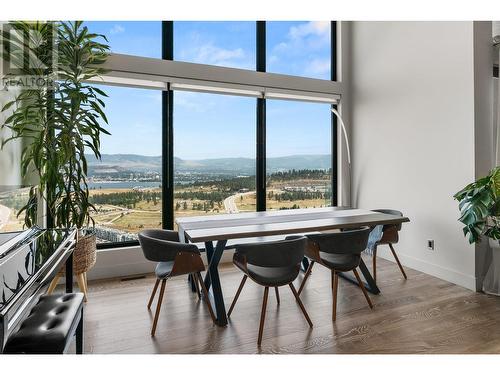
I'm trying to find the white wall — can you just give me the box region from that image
[473,22,495,289]
[0,88,23,186]
[0,21,23,186]
[346,21,494,290]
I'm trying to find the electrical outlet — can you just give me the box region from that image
[427,239,435,250]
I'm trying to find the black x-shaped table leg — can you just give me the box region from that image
[202,239,228,326]
[301,257,380,294]
[337,258,380,294]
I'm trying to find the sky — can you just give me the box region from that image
[85,21,332,160]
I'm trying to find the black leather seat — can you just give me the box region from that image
[155,261,175,279]
[319,253,360,272]
[138,229,216,336]
[4,293,84,354]
[246,264,300,286]
[228,237,313,346]
[298,227,374,321]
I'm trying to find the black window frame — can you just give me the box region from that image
[97,20,338,249]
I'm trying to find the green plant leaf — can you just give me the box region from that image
[455,166,500,244]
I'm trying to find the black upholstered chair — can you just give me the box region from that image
[228,237,313,346]
[138,229,215,336]
[298,227,373,321]
[369,209,407,282]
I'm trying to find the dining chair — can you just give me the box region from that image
[297,227,373,321]
[138,229,216,336]
[227,237,313,346]
[369,209,407,282]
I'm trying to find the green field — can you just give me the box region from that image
[87,170,331,236]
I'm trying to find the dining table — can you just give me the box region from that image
[176,206,410,326]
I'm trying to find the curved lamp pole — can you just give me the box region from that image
[331,106,351,207]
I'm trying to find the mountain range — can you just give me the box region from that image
[86,153,332,176]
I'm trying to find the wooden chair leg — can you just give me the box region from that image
[82,274,89,299]
[196,272,216,323]
[353,268,373,309]
[47,273,61,294]
[258,287,269,346]
[151,279,166,336]
[288,283,313,327]
[227,275,247,317]
[298,261,314,295]
[274,287,280,305]
[389,244,407,280]
[372,247,377,283]
[147,279,160,310]
[76,273,87,302]
[332,270,339,321]
[192,273,201,299]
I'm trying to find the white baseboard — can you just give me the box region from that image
[376,247,477,291]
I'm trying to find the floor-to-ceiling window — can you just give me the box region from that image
[69,20,338,247]
[264,21,334,210]
[173,91,256,226]
[266,99,332,210]
[170,21,257,228]
[88,85,162,244]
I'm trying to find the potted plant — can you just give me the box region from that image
[454,166,500,294]
[1,21,110,300]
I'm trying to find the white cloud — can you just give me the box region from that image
[268,21,331,78]
[289,21,330,40]
[174,91,216,113]
[177,32,253,70]
[273,21,330,54]
[268,55,279,64]
[195,44,245,65]
[109,24,125,35]
[305,58,330,76]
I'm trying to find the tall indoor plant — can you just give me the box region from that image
[1,21,109,230]
[454,166,500,294]
[1,21,110,297]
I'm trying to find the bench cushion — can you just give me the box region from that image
[4,293,84,354]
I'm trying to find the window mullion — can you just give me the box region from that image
[162,21,174,229]
[331,21,338,207]
[256,21,266,212]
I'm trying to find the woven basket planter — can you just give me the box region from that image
[59,233,97,276]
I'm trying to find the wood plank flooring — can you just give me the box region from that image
[81,256,500,354]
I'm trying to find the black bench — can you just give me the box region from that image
[4,293,84,354]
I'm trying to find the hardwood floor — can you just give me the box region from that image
[81,256,500,354]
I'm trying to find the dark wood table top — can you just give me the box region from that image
[177,207,410,243]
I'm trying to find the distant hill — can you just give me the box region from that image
[87,154,162,175]
[86,153,331,176]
